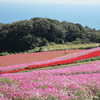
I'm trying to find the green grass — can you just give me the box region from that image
[0,78,14,86]
[74,56,100,63]
[40,43,100,52]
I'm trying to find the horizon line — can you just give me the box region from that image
[0,0,100,5]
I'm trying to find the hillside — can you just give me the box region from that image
[0,47,100,73]
[0,17,100,53]
[0,47,100,99]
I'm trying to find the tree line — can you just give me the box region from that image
[0,17,100,53]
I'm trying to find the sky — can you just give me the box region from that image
[0,0,100,30]
[0,0,100,5]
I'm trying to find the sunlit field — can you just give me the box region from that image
[0,47,100,100]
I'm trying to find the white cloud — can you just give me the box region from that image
[0,0,100,5]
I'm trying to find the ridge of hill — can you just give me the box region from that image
[0,17,100,53]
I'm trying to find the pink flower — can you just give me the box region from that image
[69,83,78,89]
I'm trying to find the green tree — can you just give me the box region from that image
[73,38,82,44]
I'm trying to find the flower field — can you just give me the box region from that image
[0,47,100,100]
[0,47,100,73]
[0,49,84,67]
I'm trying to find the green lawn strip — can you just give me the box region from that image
[74,56,100,63]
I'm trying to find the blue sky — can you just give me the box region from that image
[0,0,100,30]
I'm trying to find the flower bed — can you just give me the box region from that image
[0,47,100,72]
[0,61,100,100]
[1,49,100,74]
[2,47,100,74]
[25,50,100,69]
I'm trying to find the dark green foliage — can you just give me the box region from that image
[62,22,84,42]
[0,23,3,28]
[0,17,100,53]
[82,27,100,43]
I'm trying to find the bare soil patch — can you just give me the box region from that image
[0,50,85,67]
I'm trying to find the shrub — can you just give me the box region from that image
[73,38,82,44]
[0,52,9,56]
[50,42,55,45]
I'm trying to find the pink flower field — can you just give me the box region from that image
[0,47,100,100]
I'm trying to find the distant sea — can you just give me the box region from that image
[0,2,100,30]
